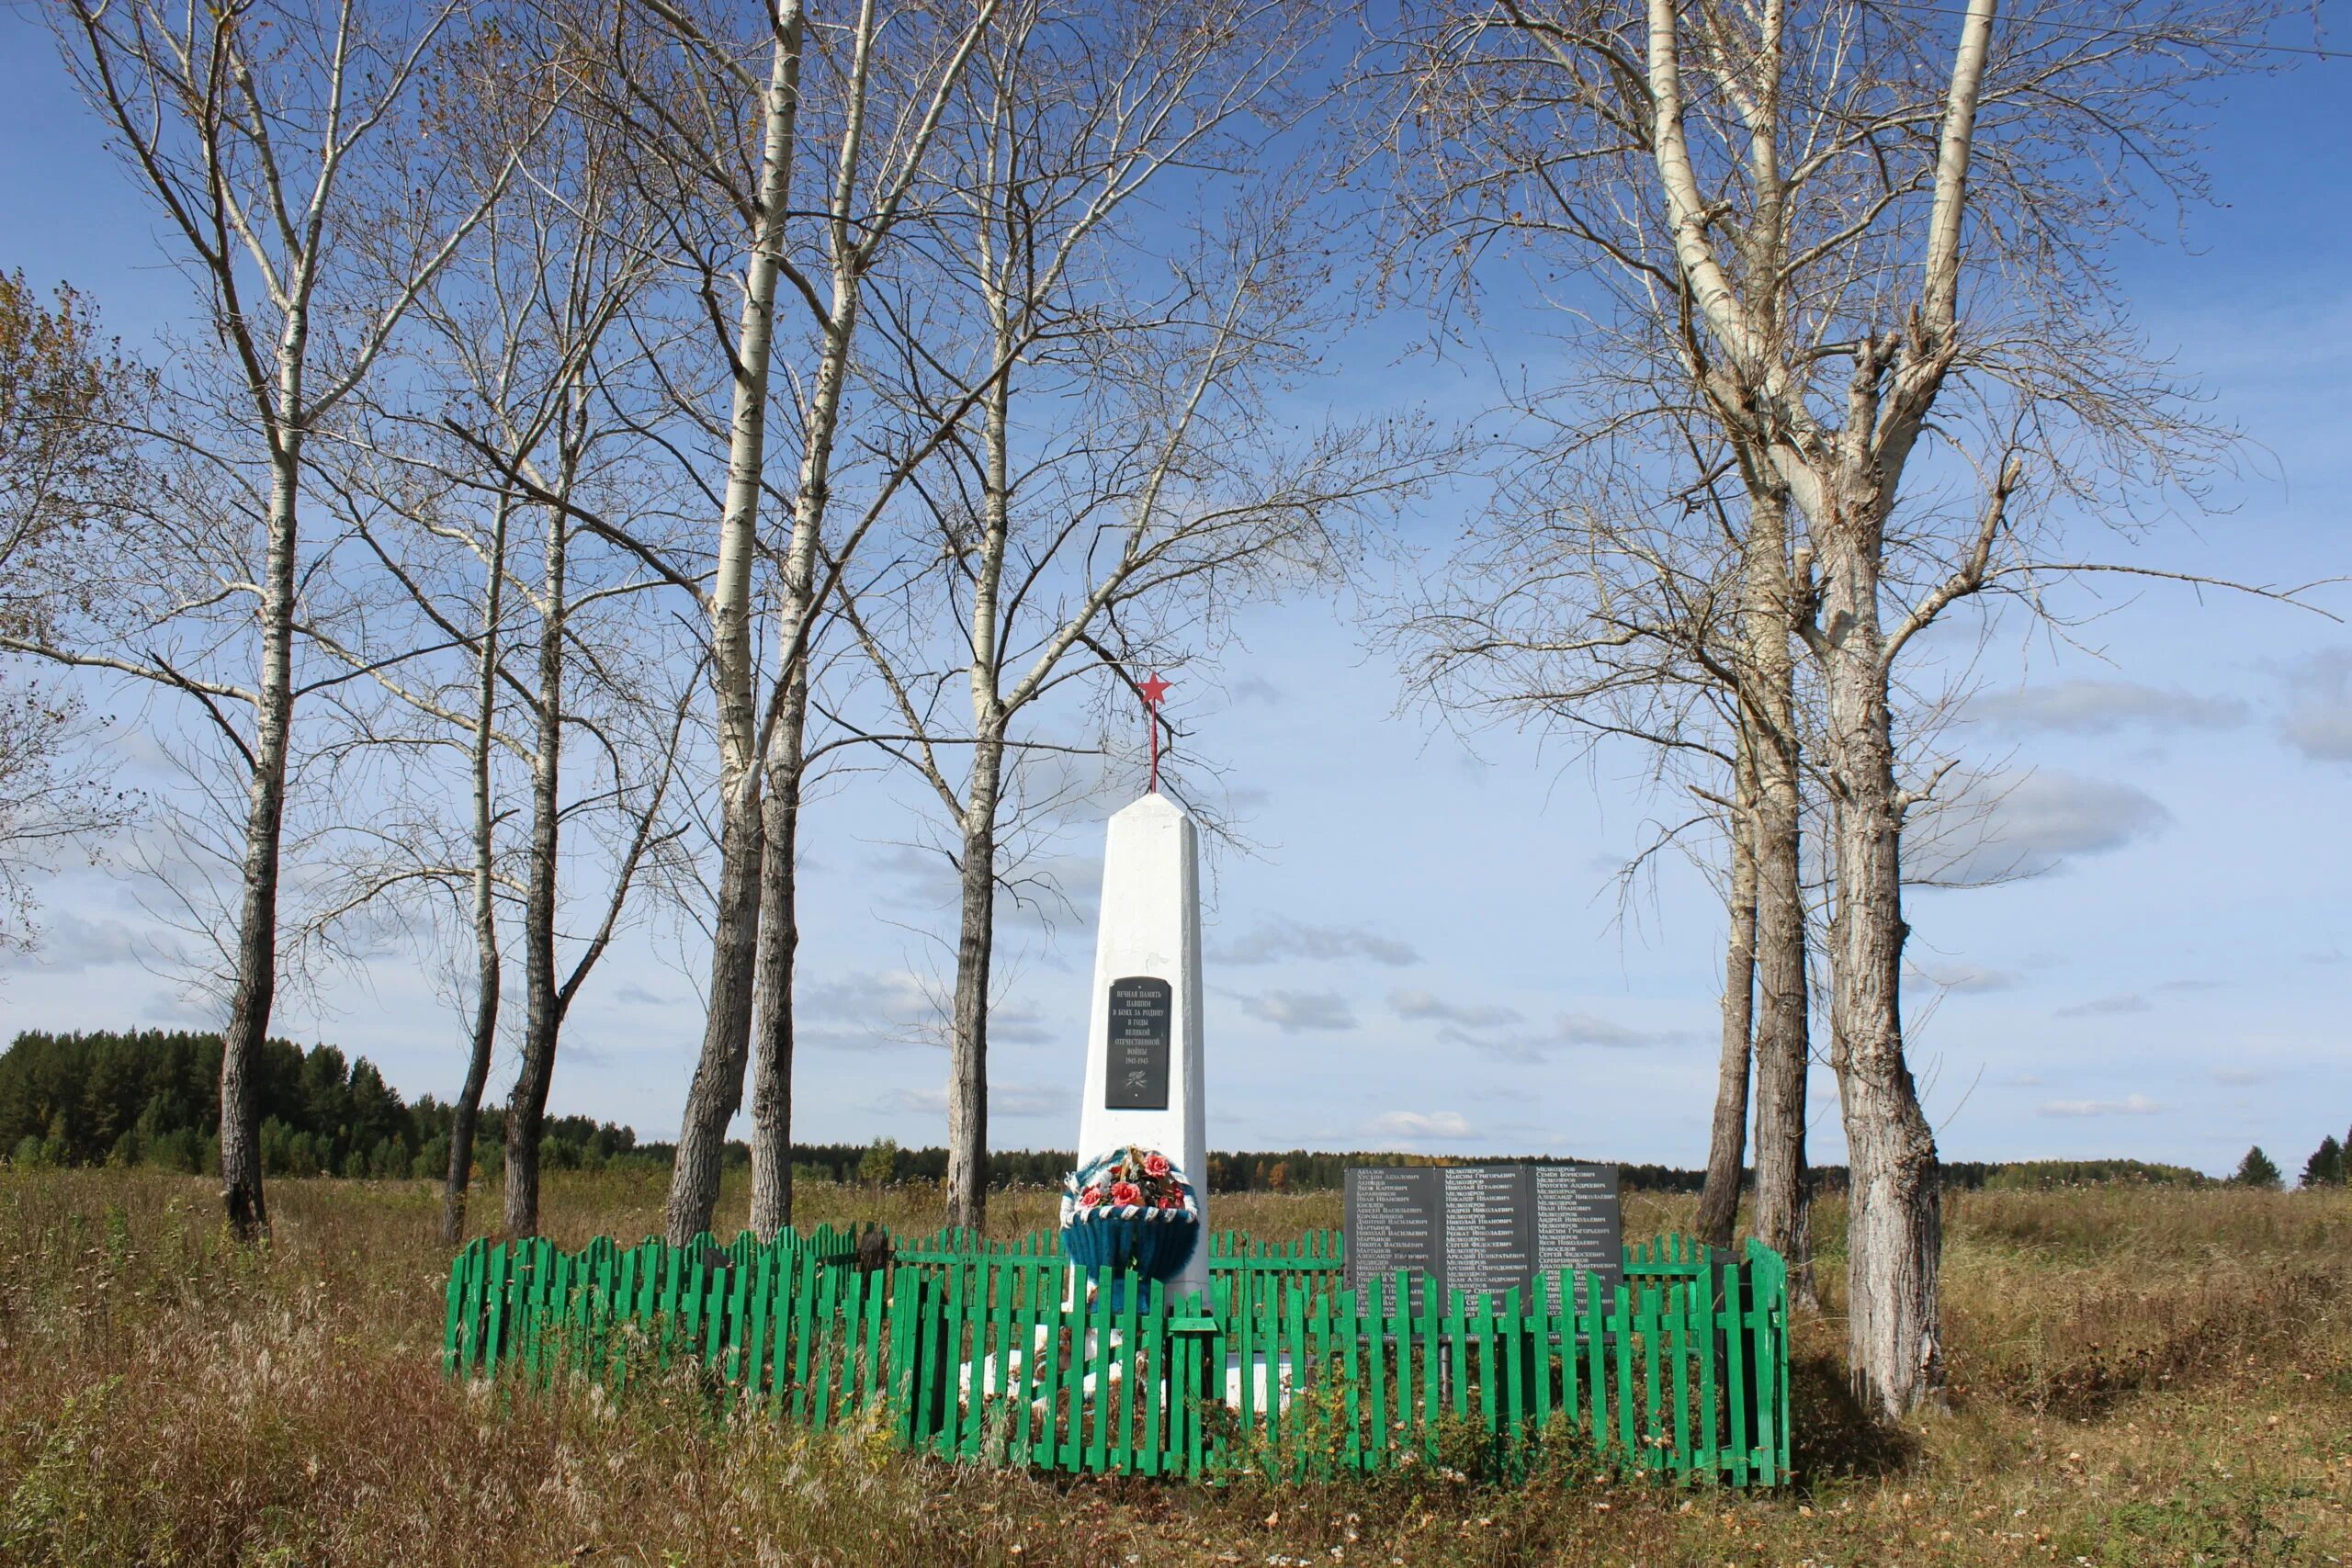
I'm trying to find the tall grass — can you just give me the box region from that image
[3,1168,2347,1566]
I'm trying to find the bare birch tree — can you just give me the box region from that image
[34,0,523,1237]
[591,0,812,1248]
[294,14,703,1238]
[1388,0,2264,1413]
[1696,721,1758,1247]
[1389,417,1813,1266]
[838,0,1440,1228]
[579,0,1003,1243]
[736,0,1010,1242]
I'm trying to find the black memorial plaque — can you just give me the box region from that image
[1532,1163,1623,1312]
[1345,1162,1623,1317]
[1442,1165,1532,1300]
[1344,1167,1443,1313]
[1103,976,1172,1109]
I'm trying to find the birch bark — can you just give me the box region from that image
[941,355,1014,1232]
[733,0,1001,1238]
[664,3,804,1247]
[50,0,518,1238]
[221,417,305,1239]
[442,491,509,1245]
[1745,487,1811,1273]
[1693,732,1756,1251]
[503,458,571,1237]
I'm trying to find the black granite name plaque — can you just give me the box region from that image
[1345,1162,1623,1315]
[1103,976,1171,1109]
[1442,1165,1530,1301]
[1340,1168,1441,1313]
[1531,1162,1624,1313]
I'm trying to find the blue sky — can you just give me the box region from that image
[1,6,2346,1178]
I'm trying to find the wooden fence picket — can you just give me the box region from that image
[442,1224,1787,1488]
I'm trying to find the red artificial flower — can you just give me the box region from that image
[1142,1152,1170,1179]
[1157,1192,1182,1210]
[1080,1185,1103,1207]
[1109,1181,1142,1207]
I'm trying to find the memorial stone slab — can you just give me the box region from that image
[1345,1162,1623,1315]
[1531,1163,1624,1312]
[1442,1165,1531,1300]
[1103,976,1172,1110]
[1341,1167,1442,1314]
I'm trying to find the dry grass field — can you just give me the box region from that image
[1,1168,2347,1566]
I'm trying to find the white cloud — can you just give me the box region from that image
[1973,680,2247,735]
[1208,917,1419,968]
[1555,1012,1687,1048]
[794,969,1055,1049]
[1238,989,1358,1032]
[1444,1010,1692,1059]
[1993,773,2169,858]
[2037,1094,2165,1118]
[797,969,944,1047]
[5,908,155,974]
[873,1084,1069,1118]
[1909,961,2018,994]
[142,987,222,1027]
[2056,993,2152,1017]
[802,968,938,1022]
[1388,987,1523,1028]
[1917,770,2169,882]
[1360,1110,1471,1141]
[2208,1066,2266,1087]
[2278,649,2352,761]
[989,1000,1056,1045]
[1232,677,1283,706]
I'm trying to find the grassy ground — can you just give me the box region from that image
[1,1169,2346,1566]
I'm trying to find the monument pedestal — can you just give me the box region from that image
[1074,793,1208,1302]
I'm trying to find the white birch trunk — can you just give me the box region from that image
[944,732,1004,1232]
[1815,452,1943,1416]
[442,491,509,1246]
[746,664,805,1238]
[666,5,804,1247]
[942,350,1014,1233]
[220,424,303,1241]
[1694,732,1757,1251]
[503,491,568,1238]
[1746,488,1811,1276]
[738,18,877,1233]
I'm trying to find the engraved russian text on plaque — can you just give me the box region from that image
[1441,1165,1531,1300]
[1102,976,1172,1110]
[1532,1162,1624,1312]
[1344,1167,1443,1314]
[1344,1161,1624,1318]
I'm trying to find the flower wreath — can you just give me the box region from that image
[1058,1144,1200,1227]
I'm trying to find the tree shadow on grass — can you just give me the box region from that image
[1788,1348,1916,1487]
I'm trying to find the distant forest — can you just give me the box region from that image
[1,1030,2214,1193]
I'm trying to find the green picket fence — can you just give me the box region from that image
[444,1226,1789,1485]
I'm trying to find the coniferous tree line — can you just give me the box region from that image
[0,1030,640,1180]
[2227,1137,2352,1191]
[1,1029,2238,1200]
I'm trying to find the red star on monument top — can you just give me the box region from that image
[1137,672,1172,793]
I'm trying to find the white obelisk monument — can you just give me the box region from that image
[1074,787,1210,1301]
